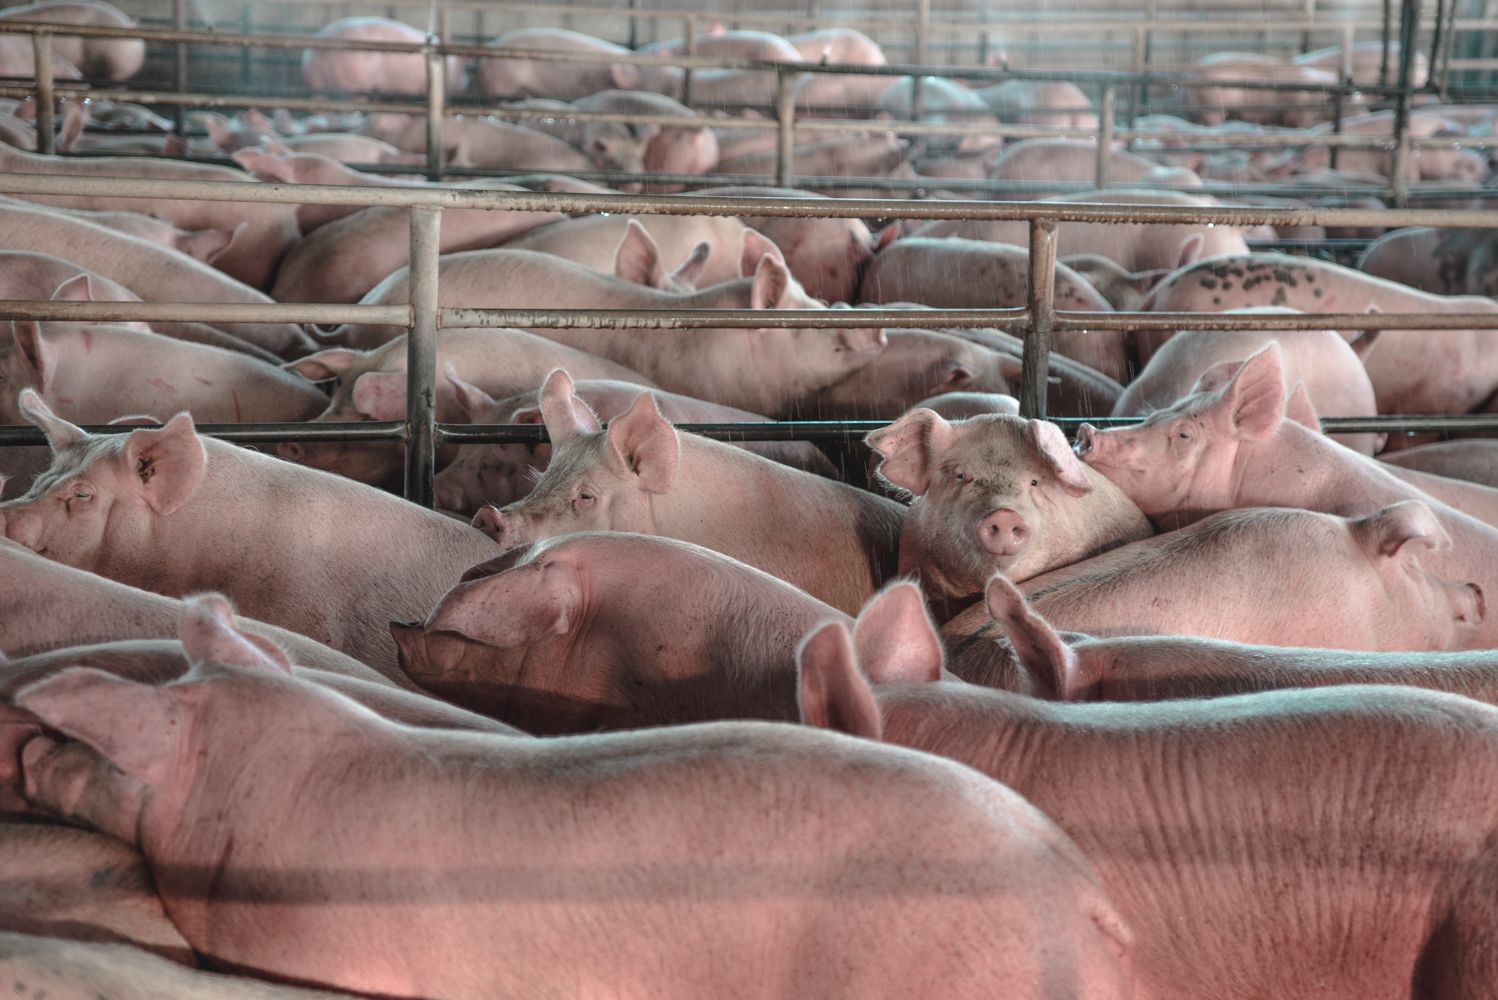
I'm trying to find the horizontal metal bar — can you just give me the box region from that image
[0,300,408,326]
[0,421,406,445]
[1,173,1495,229]
[1062,311,1498,332]
[441,306,1029,330]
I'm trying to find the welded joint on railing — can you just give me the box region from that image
[1021,219,1059,420]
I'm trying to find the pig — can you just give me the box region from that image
[787,28,886,65]
[909,188,1246,273]
[1293,40,1428,88]
[277,132,421,165]
[1358,226,1498,297]
[0,143,299,292]
[17,590,1134,1000]
[684,186,876,304]
[477,28,682,100]
[271,199,565,304]
[1291,110,1489,182]
[0,196,237,262]
[975,80,1098,131]
[857,236,1129,382]
[875,76,1001,153]
[865,410,1152,601]
[473,373,904,615]
[712,132,923,193]
[640,119,720,190]
[336,248,887,417]
[525,90,707,177]
[1185,53,1347,128]
[301,18,468,96]
[0,539,391,686]
[0,395,500,674]
[501,214,754,290]
[937,324,1125,417]
[1139,252,1498,420]
[789,327,1024,420]
[790,68,894,117]
[361,113,596,173]
[638,29,801,62]
[957,573,1498,705]
[1381,441,1498,488]
[959,493,1489,650]
[280,328,649,490]
[433,370,832,516]
[913,391,1021,420]
[1110,316,1382,454]
[0,200,310,357]
[0,824,189,961]
[987,139,1204,194]
[1061,254,1171,311]
[800,580,1498,1000]
[395,532,847,731]
[0,312,329,427]
[0,933,369,998]
[0,1,142,80]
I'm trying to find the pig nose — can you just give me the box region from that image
[472,505,517,549]
[4,510,42,553]
[977,509,1029,558]
[1074,423,1099,458]
[1458,583,1486,625]
[277,441,305,463]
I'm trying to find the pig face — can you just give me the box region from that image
[581,121,660,173]
[433,377,551,517]
[473,373,676,551]
[1076,344,1286,522]
[0,392,205,571]
[866,410,1099,597]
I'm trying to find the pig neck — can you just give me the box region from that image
[652,437,901,611]
[1056,467,1155,566]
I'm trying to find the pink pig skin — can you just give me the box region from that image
[1077,345,1498,646]
[0,200,309,358]
[476,28,682,101]
[800,581,1498,1000]
[0,1,142,79]
[1358,227,1498,297]
[0,932,371,999]
[302,18,468,96]
[476,376,903,615]
[940,500,1487,652]
[433,373,832,517]
[16,593,1132,1000]
[0,398,499,676]
[952,574,1498,705]
[395,532,847,732]
[0,540,391,686]
[865,411,1152,601]
[0,823,190,963]
[280,329,649,489]
[857,236,1129,382]
[2,322,328,427]
[339,249,886,416]
[0,197,236,263]
[1139,252,1498,422]
[986,139,1205,194]
[1382,441,1498,490]
[0,144,297,293]
[501,214,754,290]
[1110,320,1381,454]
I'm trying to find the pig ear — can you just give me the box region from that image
[997,354,1026,388]
[612,219,667,289]
[50,273,94,303]
[874,223,900,252]
[243,109,275,132]
[609,62,642,90]
[852,581,944,685]
[1215,345,1285,440]
[1175,232,1206,269]
[444,365,497,420]
[17,388,86,452]
[201,112,234,150]
[985,575,1089,701]
[1026,419,1093,497]
[179,593,293,677]
[1355,500,1452,559]
[739,229,785,277]
[667,241,711,290]
[607,393,679,494]
[177,227,237,264]
[13,669,183,786]
[282,348,359,382]
[749,255,796,309]
[836,324,888,354]
[865,408,954,495]
[538,369,603,444]
[350,371,407,420]
[122,413,206,516]
[796,621,883,740]
[428,560,583,647]
[12,322,55,392]
[1283,382,1321,432]
[231,147,295,182]
[1192,359,1244,395]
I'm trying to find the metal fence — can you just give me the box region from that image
[3,172,1498,505]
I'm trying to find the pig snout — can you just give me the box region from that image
[977,508,1030,559]
[1455,582,1487,626]
[1,506,42,553]
[277,441,306,463]
[472,505,520,549]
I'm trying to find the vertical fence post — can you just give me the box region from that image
[404,206,442,507]
[32,31,54,155]
[912,0,931,117]
[1021,219,1058,419]
[1131,27,1147,129]
[1388,0,1421,207]
[424,39,446,183]
[1095,85,1116,185]
[775,67,796,188]
[173,0,188,138]
[682,13,696,108]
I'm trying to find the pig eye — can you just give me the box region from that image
[575,490,596,509]
[1177,430,1192,441]
[1030,479,1039,487]
[69,487,93,506]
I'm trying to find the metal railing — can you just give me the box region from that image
[3,173,1498,503]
